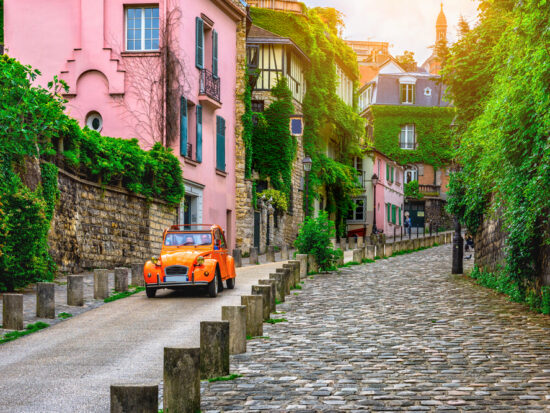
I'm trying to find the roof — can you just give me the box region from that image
[247,25,310,63]
[436,3,447,27]
[359,65,380,84]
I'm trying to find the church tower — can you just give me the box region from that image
[422,3,448,75]
[436,3,448,42]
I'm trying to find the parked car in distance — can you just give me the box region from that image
[143,224,236,298]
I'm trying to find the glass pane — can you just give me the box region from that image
[127,8,134,18]
[145,18,151,29]
[145,8,152,18]
[153,18,159,29]
[145,39,152,50]
[152,39,159,50]
[152,7,159,18]
[134,8,141,18]
[127,39,133,50]
[127,18,134,29]
[152,29,159,41]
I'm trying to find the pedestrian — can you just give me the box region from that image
[404,212,412,237]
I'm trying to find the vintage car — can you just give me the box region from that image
[143,224,236,298]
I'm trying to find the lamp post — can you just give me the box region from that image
[303,156,312,218]
[371,173,379,235]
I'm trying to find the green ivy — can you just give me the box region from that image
[241,81,254,179]
[252,77,296,200]
[404,180,423,199]
[257,189,288,213]
[369,105,455,168]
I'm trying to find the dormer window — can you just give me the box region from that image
[424,87,432,96]
[399,76,416,104]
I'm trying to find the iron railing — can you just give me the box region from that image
[185,143,193,160]
[199,69,220,103]
[419,184,441,196]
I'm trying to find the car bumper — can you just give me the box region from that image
[147,281,209,289]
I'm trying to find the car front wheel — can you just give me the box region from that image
[208,270,219,298]
[146,287,157,298]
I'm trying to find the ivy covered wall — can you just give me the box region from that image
[368,105,455,168]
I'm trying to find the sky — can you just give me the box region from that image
[303,0,480,65]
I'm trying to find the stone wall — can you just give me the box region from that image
[474,215,507,274]
[425,198,453,229]
[49,169,177,273]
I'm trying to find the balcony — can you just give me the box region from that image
[357,171,368,190]
[419,184,441,197]
[199,69,221,108]
[248,0,303,14]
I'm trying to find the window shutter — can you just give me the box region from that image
[212,30,218,77]
[216,116,226,171]
[391,166,394,182]
[399,207,402,225]
[386,203,390,223]
[386,164,389,181]
[180,96,188,156]
[195,17,204,69]
[196,105,202,163]
[392,205,396,224]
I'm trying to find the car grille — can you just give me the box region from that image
[165,265,188,276]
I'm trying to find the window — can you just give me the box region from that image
[216,116,226,171]
[424,87,432,96]
[400,83,415,104]
[348,198,365,222]
[251,100,264,113]
[86,112,103,132]
[400,124,416,150]
[126,7,159,51]
[405,169,417,184]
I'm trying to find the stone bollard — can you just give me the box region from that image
[258,280,277,312]
[221,306,247,354]
[269,273,285,303]
[307,254,318,274]
[365,245,375,260]
[357,237,364,249]
[280,245,289,261]
[349,237,356,250]
[296,254,308,279]
[276,267,292,296]
[233,249,242,268]
[352,248,363,263]
[285,261,301,287]
[36,282,55,319]
[67,275,84,307]
[385,243,393,258]
[200,321,230,380]
[2,294,23,330]
[110,384,158,413]
[249,247,259,265]
[131,263,144,287]
[339,239,347,252]
[252,285,271,321]
[94,269,109,300]
[164,347,200,413]
[114,268,129,293]
[266,246,276,263]
[241,295,263,337]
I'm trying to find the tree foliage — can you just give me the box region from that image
[396,51,417,72]
[444,0,550,298]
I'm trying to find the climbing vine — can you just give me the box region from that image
[241,80,254,179]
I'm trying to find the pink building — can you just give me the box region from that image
[4,0,247,248]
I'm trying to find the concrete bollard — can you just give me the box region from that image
[67,275,84,307]
[365,245,375,260]
[296,254,308,278]
[114,268,129,293]
[249,247,259,265]
[131,263,144,287]
[93,269,109,300]
[308,254,318,274]
[280,245,289,261]
[164,347,200,413]
[269,273,285,303]
[252,285,271,321]
[233,249,242,268]
[258,280,277,312]
[266,246,276,262]
[385,243,393,258]
[241,295,263,337]
[352,248,363,263]
[200,321,230,380]
[339,239,347,252]
[110,384,158,413]
[2,294,23,330]
[36,282,55,319]
[285,261,301,287]
[357,237,364,249]
[221,306,247,354]
[276,267,292,296]
[349,237,356,250]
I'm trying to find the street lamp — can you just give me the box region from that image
[303,156,312,218]
[371,173,379,235]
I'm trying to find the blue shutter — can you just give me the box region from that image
[180,97,188,156]
[216,116,226,171]
[195,17,204,69]
[196,105,202,163]
[212,30,218,77]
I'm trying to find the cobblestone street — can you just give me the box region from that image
[202,244,550,412]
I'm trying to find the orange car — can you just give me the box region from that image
[143,224,236,298]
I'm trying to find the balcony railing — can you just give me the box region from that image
[248,0,303,14]
[185,143,193,161]
[199,69,220,103]
[357,171,368,189]
[419,184,441,196]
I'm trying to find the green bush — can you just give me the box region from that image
[294,211,340,271]
[404,180,423,199]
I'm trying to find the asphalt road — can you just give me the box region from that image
[0,261,290,413]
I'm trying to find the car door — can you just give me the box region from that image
[214,229,228,278]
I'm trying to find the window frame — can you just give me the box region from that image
[347,197,366,222]
[125,6,160,52]
[400,83,415,104]
[400,124,416,150]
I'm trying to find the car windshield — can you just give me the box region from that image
[164,232,212,247]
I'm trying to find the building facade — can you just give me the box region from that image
[4,0,247,248]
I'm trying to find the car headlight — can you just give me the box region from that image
[196,256,205,266]
[151,257,160,266]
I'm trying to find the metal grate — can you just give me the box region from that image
[165,265,188,276]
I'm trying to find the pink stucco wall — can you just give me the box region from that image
[373,154,405,236]
[4,0,244,249]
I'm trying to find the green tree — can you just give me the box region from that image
[396,51,417,72]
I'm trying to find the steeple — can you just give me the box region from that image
[436,3,447,42]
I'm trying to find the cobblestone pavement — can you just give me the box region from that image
[201,244,550,412]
